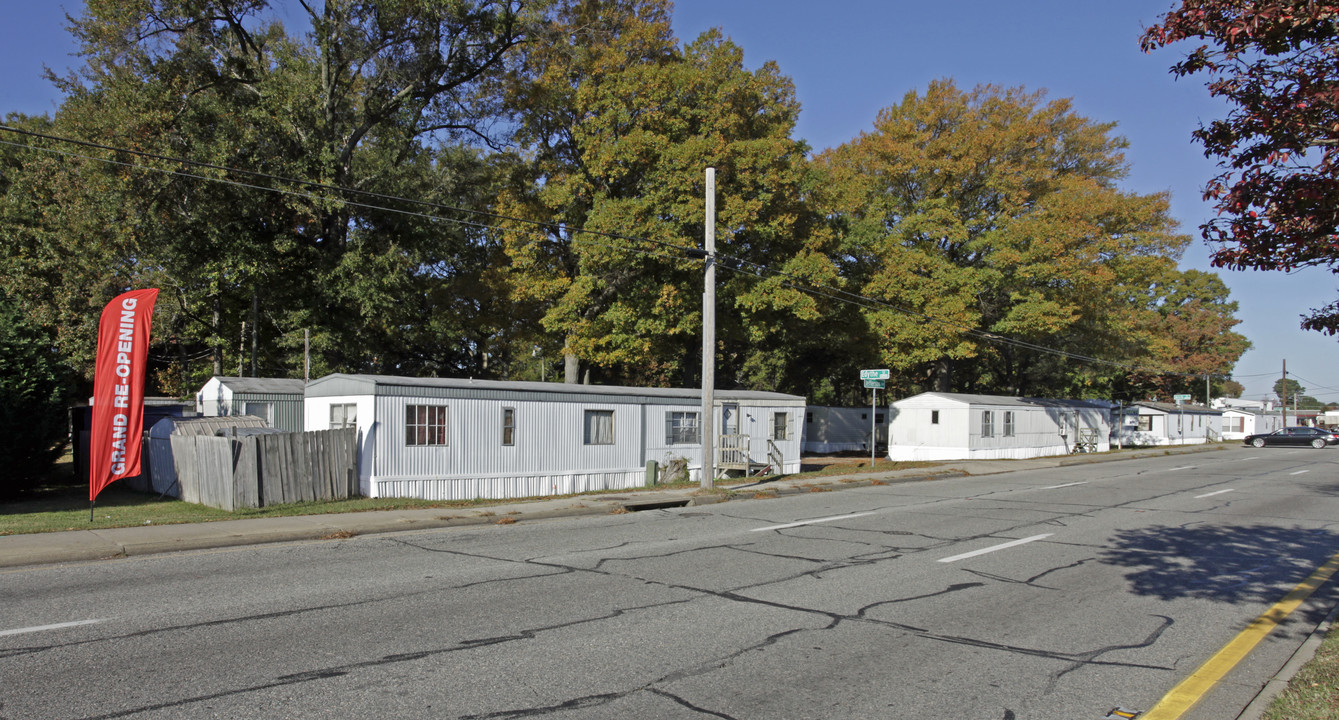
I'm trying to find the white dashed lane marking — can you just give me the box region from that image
[0,619,106,638]
[938,534,1053,563]
[751,511,878,532]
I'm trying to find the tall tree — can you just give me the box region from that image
[1142,2,1339,333]
[1127,269,1252,400]
[1274,376,1304,400]
[816,80,1231,398]
[1,0,547,388]
[498,1,834,389]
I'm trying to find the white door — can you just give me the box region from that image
[722,403,739,435]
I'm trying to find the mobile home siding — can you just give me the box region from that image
[371,395,645,497]
[889,392,1111,461]
[1122,402,1222,446]
[305,374,803,501]
[802,406,888,453]
[234,392,304,431]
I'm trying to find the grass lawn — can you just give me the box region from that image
[1263,621,1339,720]
[2,450,945,536]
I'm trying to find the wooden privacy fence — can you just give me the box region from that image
[169,428,358,511]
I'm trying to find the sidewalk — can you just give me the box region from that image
[0,443,1229,569]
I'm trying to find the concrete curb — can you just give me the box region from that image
[1236,601,1339,719]
[0,442,1230,570]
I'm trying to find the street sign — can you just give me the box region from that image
[860,369,890,380]
[1173,393,1191,404]
[863,379,885,389]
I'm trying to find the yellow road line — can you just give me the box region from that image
[1141,551,1339,720]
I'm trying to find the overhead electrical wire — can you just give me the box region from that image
[0,124,698,259]
[1281,373,1339,400]
[0,123,1234,382]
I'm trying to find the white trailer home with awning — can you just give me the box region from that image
[886,392,1112,461]
[1121,401,1223,446]
[302,374,805,501]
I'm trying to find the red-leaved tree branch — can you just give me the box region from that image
[1142,1,1339,333]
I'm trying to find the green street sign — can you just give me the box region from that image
[860,369,890,380]
[863,379,885,389]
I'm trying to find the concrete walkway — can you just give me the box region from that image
[0,444,1229,569]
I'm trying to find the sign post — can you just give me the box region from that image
[860,370,890,465]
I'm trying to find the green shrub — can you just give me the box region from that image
[0,292,75,497]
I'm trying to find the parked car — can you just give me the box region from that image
[1242,426,1339,449]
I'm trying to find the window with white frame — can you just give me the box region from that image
[502,407,515,446]
[584,409,614,445]
[665,411,700,444]
[982,410,995,438]
[772,412,789,441]
[329,403,357,429]
[1003,411,1015,437]
[1226,416,1244,433]
[406,405,448,446]
[1138,415,1153,432]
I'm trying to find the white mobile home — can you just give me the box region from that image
[1220,408,1280,441]
[1121,402,1223,446]
[196,376,306,431]
[303,374,806,501]
[803,406,887,453]
[887,392,1112,461]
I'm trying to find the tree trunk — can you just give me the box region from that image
[250,288,259,377]
[932,359,953,393]
[212,294,222,376]
[565,352,579,384]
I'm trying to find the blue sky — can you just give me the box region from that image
[3,1,1334,402]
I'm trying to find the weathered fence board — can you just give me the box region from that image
[168,429,357,510]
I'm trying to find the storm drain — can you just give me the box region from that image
[620,499,692,512]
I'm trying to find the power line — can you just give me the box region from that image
[0,124,1227,382]
[1285,373,1339,396]
[0,124,699,258]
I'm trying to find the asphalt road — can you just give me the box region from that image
[4,445,1339,719]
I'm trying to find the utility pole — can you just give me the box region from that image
[1282,359,1289,428]
[700,168,716,490]
[1205,373,1211,442]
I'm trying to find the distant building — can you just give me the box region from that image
[1211,397,1274,411]
[1121,402,1223,446]
[1220,408,1279,441]
[195,376,306,431]
[887,392,1111,461]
